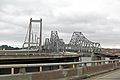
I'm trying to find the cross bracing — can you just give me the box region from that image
[67,32,101,53]
[43,31,101,53]
[44,31,65,52]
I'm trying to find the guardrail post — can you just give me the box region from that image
[39,66,42,72]
[11,68,14,74]
[73,64,75,68]
[59,65,63,69]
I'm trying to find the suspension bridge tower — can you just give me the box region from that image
[23,18,42,51]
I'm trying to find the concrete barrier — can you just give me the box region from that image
[0,69,78,80]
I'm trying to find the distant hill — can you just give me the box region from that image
[0,45,20,50]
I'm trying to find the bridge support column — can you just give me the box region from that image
[91,54,105,61]
[91,54,97,61]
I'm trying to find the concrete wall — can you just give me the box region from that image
[0,69,78,80]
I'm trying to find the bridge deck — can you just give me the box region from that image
[0,52,80,59]
[84,69,120,80]
[0,52,80,64]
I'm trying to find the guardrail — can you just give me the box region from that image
[0,59,120,80]
[0,59,120,74]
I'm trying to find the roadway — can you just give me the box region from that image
[0,52,80,64]
[84,69,120,80]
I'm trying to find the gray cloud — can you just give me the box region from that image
[0,0,120,48]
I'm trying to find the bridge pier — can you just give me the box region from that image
[91,54,105,61]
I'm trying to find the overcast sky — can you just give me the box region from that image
[0,0,120,48]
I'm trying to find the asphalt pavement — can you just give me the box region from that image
[84,69,120,80]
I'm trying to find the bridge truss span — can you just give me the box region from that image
[44,31,65,52]
[43,31,101,54]
[66,32,101,54]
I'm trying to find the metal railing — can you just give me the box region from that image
[0,59,120,75]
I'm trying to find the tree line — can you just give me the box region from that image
[0,45,20,50]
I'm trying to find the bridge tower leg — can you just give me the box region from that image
[23,18,42,52]
[28,18,32,50]
[39,19,42,51]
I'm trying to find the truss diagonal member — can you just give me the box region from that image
[67,32,101,54]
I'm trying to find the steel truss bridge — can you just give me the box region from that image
[44,31,101,53]
[43,31,119,60]
[21,18,119,60]
[66,32,101,53]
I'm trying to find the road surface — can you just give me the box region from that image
[84,69,120,80]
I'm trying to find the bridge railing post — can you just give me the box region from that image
[59,65,63,70]
[11,68,14,74]
[39,66,42,72]
[72,64,76,68]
